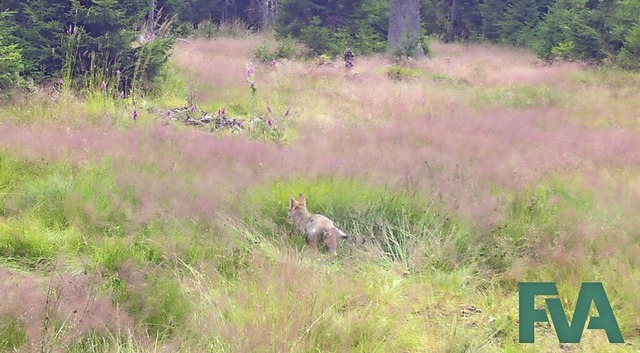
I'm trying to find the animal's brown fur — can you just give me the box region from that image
[288,194,348,255]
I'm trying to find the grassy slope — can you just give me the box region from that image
[0,37,640,352]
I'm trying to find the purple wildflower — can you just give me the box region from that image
[246,64,255,77]
[284,108,290,117]
[267,105,272,114]
[267,118,274,127]
[116,69,122,75]
[119,91,125,99]
[101,81,107,90]
[133,110,138,121]
[189,105,196,112]
[57,79,64,85]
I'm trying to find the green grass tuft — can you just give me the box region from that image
[0,316,28,350]
[5,162,135,237]
[245,177,473,268]
[471,85,563,109]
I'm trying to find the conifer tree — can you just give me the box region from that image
[1,0,173,90]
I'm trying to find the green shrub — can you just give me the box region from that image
[133,36,175,92]
[275,36,298,60]
[193,19,252,39]
[253,42,276,63]
[391,34,430,61]
[253,37,298,63]
[300,17,337,56]
[0,12,24,92]
[194,19,219,39]
[534,0,613,63]
[276,0,389,57]
[3,1,174,91]
[0,35,24,92]
[381,65,423,81]
[550,41,576,60]
[618,23,640,70]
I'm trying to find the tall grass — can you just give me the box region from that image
[1,37,640,351]
[244,177,472,269]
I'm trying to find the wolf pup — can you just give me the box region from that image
[288,194,348,255]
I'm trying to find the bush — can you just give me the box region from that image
[275,36,298,59]
[550,41,576,60]
[0,36,24,92]
[534,5,601,62]
[300,17,337,56]
[0,13,23,92]
[391,34,429,61]
[253,42,275,63]
[618,23,640,70]
[276,0,389,57]
[193,19,252,39]
[3,1,174,92]
[381,65,423,81]
[534,0,633,64]
[253,37,298,63]
[132,36,175,91]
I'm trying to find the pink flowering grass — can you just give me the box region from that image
[171,38,264,104]
[0,268,136,351]
[2,104,640,229]
[2,37,639,232]
[427,41,587,86]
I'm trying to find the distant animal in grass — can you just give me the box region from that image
[287,194,348,255]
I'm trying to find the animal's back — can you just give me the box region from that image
[306,214,335,236]
[303,214,334,250]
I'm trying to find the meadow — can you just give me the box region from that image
[1,35,640,352]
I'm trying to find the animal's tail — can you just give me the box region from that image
[336,228,348,239]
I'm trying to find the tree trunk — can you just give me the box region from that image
[387,0,424,56]
[254,0,277,31]
[448,0,457,41]
[147,0,156,32]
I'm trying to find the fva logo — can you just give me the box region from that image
[519,282,624,343]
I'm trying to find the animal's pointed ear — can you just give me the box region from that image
[298,193,306,206]
[289,196,298,208]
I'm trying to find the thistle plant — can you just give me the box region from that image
[243,63,290,144]
[248,106,291,145]
[246,63,257,111]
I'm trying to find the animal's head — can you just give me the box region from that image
[287,193,307,220]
